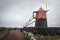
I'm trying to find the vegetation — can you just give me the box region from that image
[35,35,60,40]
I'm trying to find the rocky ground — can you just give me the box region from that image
[23,31,60,40]
[35,35,60,40]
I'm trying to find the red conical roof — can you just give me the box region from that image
[36,7,47,19]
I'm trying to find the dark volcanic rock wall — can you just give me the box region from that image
[23,27,60,35]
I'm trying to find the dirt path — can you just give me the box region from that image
[0,30,25,40]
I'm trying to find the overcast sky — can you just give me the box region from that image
[0,0,60,28]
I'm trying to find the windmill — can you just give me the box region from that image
[33,7,48,27]
[23,0,48,27]
[33,0,48,27]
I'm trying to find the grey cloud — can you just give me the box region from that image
[0,0,60,28]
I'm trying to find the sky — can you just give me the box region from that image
[0,0,60,28]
